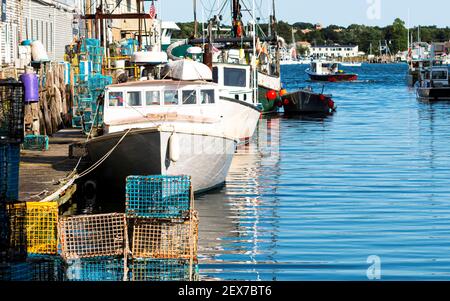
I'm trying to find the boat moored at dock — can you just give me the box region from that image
[86,77,238,196]
[281,87,336,115]
[416,65,450,101]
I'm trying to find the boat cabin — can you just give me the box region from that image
[212,63,254,103]
[310,61,339,75]
[104,80,220,132]
[420,66,450,87]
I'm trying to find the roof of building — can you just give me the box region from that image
[311,45,358,49]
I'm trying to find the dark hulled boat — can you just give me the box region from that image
[281,87,336,115]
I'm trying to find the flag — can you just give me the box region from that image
[149,1,156,19]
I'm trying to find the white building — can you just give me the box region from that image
[310,45,360,59]
[22,0,79,61]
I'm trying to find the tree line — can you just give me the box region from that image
[173,19,450,55]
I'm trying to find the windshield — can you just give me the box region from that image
[224,67,246,87]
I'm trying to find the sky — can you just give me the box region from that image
[153,0,450,28]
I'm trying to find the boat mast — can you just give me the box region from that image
[193,0,198,38]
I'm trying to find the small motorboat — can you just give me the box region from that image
[306,61,358,82]
[280,87,336,115]
[416,65,450,100]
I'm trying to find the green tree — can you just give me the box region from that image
[391,18,408,52]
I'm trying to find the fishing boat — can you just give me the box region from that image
[281,87,336,115]
[86,67,238,196]
[306,61,358,82]
[416,65,450,101]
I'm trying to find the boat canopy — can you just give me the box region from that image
[163,60,212,81]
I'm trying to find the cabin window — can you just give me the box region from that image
[224,67,246,87]
[182,90,197,105]
[164,90,179,105]
[200,90,215,104]
[212,67,219,84]
[108,92,124,107]
[146,91,160,106]
[127,91,142,106]
[432,71,447,80]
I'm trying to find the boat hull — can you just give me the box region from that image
[85,128,236,198]
[220,97,261,140]
[306,71,358,82]
[282,90,336,115]
[416,87,450,100]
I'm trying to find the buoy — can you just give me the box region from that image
[280,89,288,97]
[283,98,290,106]
[328,99,335,109]
[276,101,283,107]
[169,133,180,162]
[319,94,326,101]
[266,90,277,101]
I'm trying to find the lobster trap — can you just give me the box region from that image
[65,256,125,281]
[0,143,20,202]
[0,255,65,281]
[130,258,199,281]
[26,202,58,255]
[131,211,198,260]
[0,79,25,144]
[59,213,127,260]
[1,203,27,262]
[126,175,193,219]
[23,135,49,151]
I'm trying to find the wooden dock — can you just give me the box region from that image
[19,129,86,202]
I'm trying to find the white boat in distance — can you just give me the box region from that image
[340,62,362,67]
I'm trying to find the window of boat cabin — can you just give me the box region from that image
[224,67,246,87]
[164,90,179,105]
[201,89,215,104]
[182,90,197,105]
[146,91,161,106]
[108,92,124,107]
[127,91,142,106]
[431,70,448,80]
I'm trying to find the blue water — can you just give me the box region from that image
[196,63,450,280]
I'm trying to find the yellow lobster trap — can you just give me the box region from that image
[7,202,59,255]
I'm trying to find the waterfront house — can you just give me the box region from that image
[310,44,360,59]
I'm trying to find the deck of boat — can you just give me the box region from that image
[19,129,86,201]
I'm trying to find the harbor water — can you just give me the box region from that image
[197,63,450,280]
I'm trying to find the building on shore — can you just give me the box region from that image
[310,44,361,59]
[0,0,21,65]
[0,0,78,66]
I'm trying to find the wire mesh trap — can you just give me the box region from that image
[65,256,125,281]
[0,143,20,202]
[0,80,25,144]
[126,175,192,219]
[130,258,199,281]
[59,213,127,260]
[26,202,59,255]
[131,211,198,260]
[22,135,49,151]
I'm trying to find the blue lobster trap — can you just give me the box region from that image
[126,175,192,219]
[0,144,20,202]
[65,256,125,281]
[0,255,65,281]
[23,135,49,151]
[130,258,198,281]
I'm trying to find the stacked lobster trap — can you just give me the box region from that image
[126,175,199,281]
[0,202,65,281]
[0,175,200,281]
